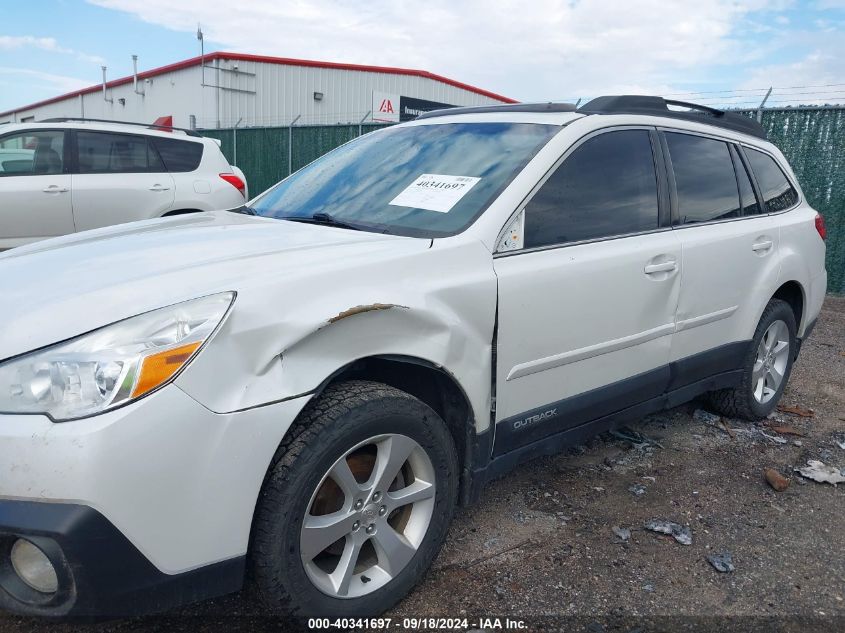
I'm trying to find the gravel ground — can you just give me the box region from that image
[2,296,843,633]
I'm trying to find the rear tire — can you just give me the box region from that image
[707,299,796,420]
[251,380,458,617]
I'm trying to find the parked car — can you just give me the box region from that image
[0,119,247,250]
[0,96,826,618]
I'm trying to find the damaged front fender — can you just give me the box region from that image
[174,239,498,433]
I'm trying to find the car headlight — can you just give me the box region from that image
[0,292,234,421]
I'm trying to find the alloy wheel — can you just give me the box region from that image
[752,319,790,404]
[300,433,436,599]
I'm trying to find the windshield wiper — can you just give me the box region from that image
[229,205,258,216]
[283,212,363,231]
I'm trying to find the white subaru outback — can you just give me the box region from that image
[0,96,827,617]
[0,119,247,250]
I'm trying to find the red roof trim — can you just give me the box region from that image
[0,51,516,117]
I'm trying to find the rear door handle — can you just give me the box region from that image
[149,184,170,192]
[42,185,69,193]
[644,261,678,274]
[752,239,774,253]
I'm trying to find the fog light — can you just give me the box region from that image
[10,539,58,594]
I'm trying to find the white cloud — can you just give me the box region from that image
[85,0,799,100]
[0,35,105,64]
[740,55,845,105]
[0,67,91,95]
[736,23,845,105]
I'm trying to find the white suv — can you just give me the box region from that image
[0,96,826,618]
[0,119,247,250]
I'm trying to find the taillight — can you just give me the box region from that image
[220,173,246,197]
[815,213,826,240]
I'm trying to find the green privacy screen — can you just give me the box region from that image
[752,108,844,294]
[202,124,390,197]
[203,109,844,293]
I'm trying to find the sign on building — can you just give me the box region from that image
[373,92,454,123]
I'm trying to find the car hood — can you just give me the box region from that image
[0,212,430,360]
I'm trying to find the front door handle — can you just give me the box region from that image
[149,184,170,192]
[42,185,69,193]
[644,261,678,274]
[752,239,774,253]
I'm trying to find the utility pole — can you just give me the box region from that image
[197,25,204,128]
[197,25,204,85]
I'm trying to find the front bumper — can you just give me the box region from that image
[0,385,310,616]
[0,500,244,616]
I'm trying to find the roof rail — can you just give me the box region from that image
[416,102,577,120]
[576,95,767,139]
[38,117,202,137]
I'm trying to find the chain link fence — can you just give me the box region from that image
[203,107,844,294]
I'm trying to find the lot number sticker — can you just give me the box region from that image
[389,174,481,213]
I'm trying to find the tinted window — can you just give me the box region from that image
[523,130,658,248]
[251,122,558,238]
[745,148,798,212]
[665,132,740,224]
[733,147,762,215]
[77,132,164,174]
[0,130,63,175]
[152,138,203,172]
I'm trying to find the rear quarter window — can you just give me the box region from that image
[152,137,204,172]
[744,148,799,212]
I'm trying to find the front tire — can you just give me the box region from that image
[251,380,458,617]
[707,299,797,420]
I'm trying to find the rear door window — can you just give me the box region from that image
[76,132,165,173]
[152,137,203,172]
[744,148,799,212]
[523,129,659,248]
[665,132,740,224]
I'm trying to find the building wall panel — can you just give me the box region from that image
[1,57,508,129]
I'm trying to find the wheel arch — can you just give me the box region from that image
[771,279,805,334]
[244,354,483,582]
[306,354,481,505]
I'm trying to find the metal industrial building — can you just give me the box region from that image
[0,52,515,129]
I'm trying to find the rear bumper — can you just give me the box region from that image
[0,500,243,617]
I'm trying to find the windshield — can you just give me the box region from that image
[250,122,559,237]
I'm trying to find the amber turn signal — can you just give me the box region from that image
[131,342,202,398]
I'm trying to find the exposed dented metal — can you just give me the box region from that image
[328,303,409,324]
